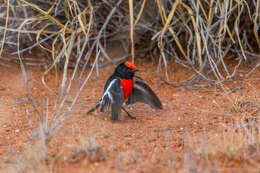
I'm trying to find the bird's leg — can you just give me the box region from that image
[86,102,100,114]
[122,107,136,119]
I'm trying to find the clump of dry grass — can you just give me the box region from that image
[2,140,51,173]
[194,86,260,165]
[201,119,259,163]
[47,136,106,169]
[64,137,106,164]
[2,136,105,172]
[115,150,140,171]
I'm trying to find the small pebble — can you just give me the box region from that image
[15,129,20,133]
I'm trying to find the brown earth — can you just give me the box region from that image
[0,56,260,173]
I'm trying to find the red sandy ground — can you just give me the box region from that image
[0,58,260,172]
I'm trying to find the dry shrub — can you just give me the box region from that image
[0,0,259,81]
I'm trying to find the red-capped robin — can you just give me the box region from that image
[87,61,162,121]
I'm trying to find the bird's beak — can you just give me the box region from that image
[132,68,139,72]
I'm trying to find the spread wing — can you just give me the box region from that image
[126,76,162,109]
[100,77,124,121]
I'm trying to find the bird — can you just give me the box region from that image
[87,61,162,121]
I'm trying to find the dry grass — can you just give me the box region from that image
[0,0,259,77]
[58,136,106,165]
[203,121,259,163]
[0,0,259,172]
[193,86,260,167]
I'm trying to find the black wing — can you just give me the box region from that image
[100,77,124,121]
[126,76,162,109]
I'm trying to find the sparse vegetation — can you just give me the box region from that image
[0,0,260,172]
[189,86,260,169]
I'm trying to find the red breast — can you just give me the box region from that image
[120,79,134,100]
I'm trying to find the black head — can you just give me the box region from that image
[114,61,138,79]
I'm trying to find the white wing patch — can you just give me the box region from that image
[99,78,124,120]
[101,79,117,103]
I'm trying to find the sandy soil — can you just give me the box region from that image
[0,58,260,173]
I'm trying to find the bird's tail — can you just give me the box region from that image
[86,102,101,114]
